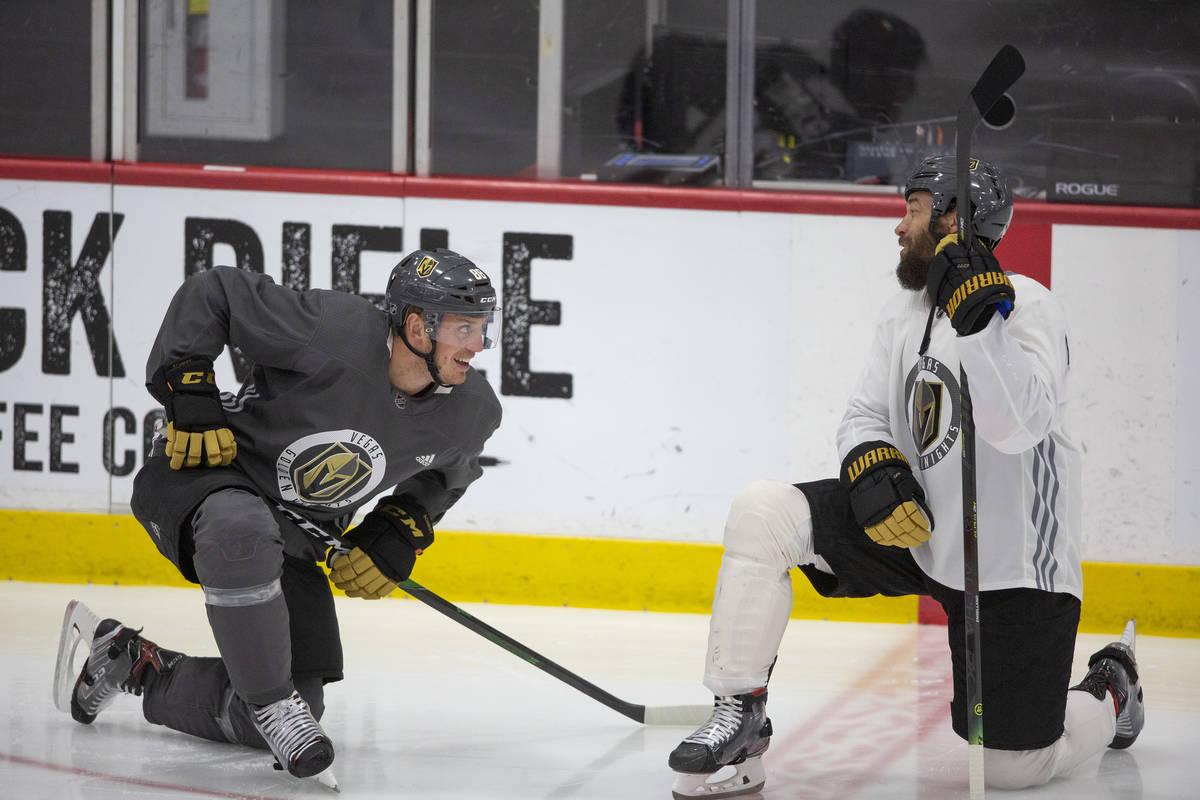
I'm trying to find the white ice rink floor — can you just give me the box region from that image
[2,581,1197,800]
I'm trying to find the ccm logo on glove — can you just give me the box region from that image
[177,370,214,385]
[148,356,237,470]
[328,499,434,599]
[377,504,431,552]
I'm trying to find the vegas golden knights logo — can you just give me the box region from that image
[294,443,372,503]
[969,157,979,172]
[904,355,961,470]
[911,379,943,452]
[416,255,439,277]
[277,430,385,508]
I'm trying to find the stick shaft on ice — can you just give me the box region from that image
[277,504,710,727]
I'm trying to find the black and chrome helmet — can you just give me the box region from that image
[385,248,500,386]
[903,154,1013,245]
[385,248,500,347]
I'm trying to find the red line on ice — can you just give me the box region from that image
[763,629,952,798]
[0,751,291,800]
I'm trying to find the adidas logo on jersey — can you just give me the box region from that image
[415,453,435,467]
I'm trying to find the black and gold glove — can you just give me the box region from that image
[926,233,1016,336]
[329,498,434,599]
[148,356,236,469]
[841,441,933,548]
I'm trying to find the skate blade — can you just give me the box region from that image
[314,767,340,792]
[53,600,100,713]
[1120,619,1136,652]
[671,757,765,799]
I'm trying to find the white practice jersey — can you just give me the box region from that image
[837,274,1082,598]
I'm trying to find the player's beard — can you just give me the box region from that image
[896,225,938,291]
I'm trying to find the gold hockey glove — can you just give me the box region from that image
[841,441,933,548]
[148,357,236,469]
[329,547,399,599]
[328,498,434,598]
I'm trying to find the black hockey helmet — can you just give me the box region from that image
[903,153,1013,245]
[386,248,499,343]
[386,248,499,321]
[385,248,500,385]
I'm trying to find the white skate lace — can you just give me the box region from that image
[682,696,744,747]
[253,692,327,765]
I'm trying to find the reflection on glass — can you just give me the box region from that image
[601,2,731,185]
[561,2,646,179]
[2,0,1196,207]
[429,0,538,177]
[139,0,393,171]
[185,2,209,100]
[608,6,929,187]
[746,1,1200,205]
[617,27,728,168]
[0,0,92,158]
[752,8,927,184]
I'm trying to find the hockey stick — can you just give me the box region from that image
[954,44,1025,800]
[275,504,711,727]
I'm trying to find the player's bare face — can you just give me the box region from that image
[433,313,487,384]
[894,191,938,290]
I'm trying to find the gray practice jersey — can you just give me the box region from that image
[147,267,502,528]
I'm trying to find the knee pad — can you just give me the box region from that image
[191,489,284,591]
[723,480,815,571]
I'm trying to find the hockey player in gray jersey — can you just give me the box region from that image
[668,155,1143,797]
[53,248,502,784]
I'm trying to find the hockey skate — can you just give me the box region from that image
[251,691,336,780]
[1071,620,1144,749]
[53,599,183,724]
[668,690,772,799]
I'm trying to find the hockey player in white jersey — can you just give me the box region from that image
[668,155,1143,797]
[54,249,502,785]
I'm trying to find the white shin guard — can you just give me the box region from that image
[703,480,824,697]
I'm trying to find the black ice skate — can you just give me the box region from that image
[251,691,336,780]
[53,599,183,724]
[1071,619,1144,749]
[668,689,772,799]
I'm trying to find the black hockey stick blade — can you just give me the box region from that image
[970,45,1025,121]
[956,45,1025,251]
[274,503,710,726]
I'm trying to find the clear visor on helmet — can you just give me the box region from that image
[428,309,501,350]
